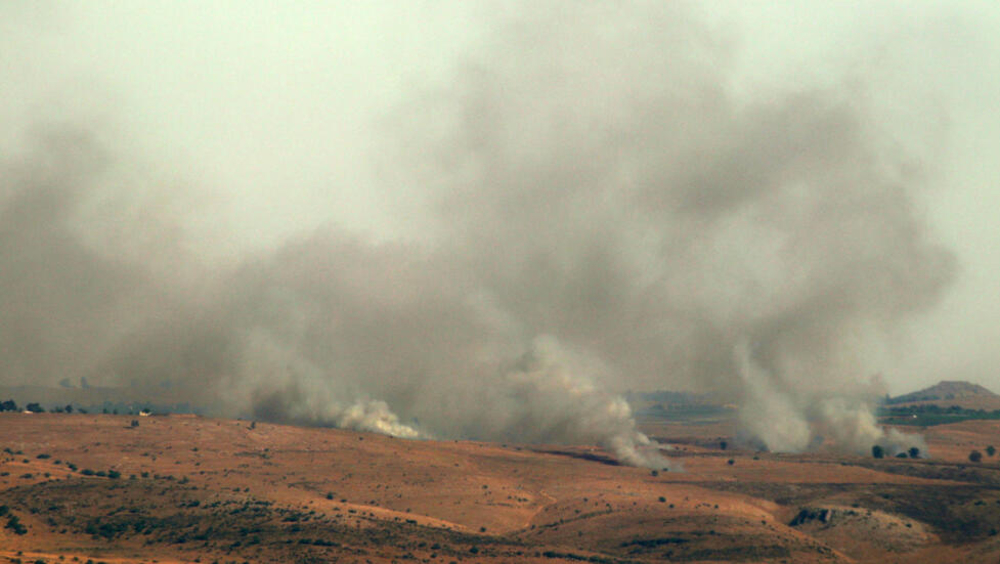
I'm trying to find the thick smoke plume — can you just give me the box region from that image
[0,5,954,464]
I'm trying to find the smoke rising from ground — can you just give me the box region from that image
[0,5,957,463]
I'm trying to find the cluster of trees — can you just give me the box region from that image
[0,400,71,413]
[2,506,27,535]
[969,445,997,463]
[874,443,999,463]
[871,445,921,459]
[1,398,198,415]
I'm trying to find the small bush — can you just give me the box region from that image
[970,450,983,463]
[6,514,27,535]
[872,445,885,459]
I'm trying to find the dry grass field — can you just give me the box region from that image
[1,413,998,564]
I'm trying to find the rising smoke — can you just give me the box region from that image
[0,4,954,464]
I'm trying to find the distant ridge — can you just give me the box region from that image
[888,380,1000,410]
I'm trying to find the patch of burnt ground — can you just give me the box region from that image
[0,477,535,561]
[701,481,1000,543]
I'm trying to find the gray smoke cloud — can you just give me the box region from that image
[0,4,955,464]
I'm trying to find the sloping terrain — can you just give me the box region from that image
[1,413,998,563]
[887,380,1000,410]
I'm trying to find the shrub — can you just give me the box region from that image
[987,445,996,457]
[871,445,885,459]
[6,514,27,535]
[908,447,921,459]
[970,450,983,463]
[25,403,44,413]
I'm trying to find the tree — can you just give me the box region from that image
[987,445,996,457]
[969,450,983,463]
[0,400,17,412]
[872,445,885,459]
[25,403,44,413]
[908,447,921,459]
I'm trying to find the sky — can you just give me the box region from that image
[2,1,999,397]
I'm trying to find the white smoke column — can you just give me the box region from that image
[494,336,673,469]
[736,341,927,456]
[735,341,812,452]
[227,325,422,438]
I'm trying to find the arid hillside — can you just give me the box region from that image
[887,380,1000,410]
[1,413,999,564]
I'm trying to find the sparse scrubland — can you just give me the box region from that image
[1,413,999,563]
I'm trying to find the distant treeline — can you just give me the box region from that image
[0,398,201,416]
[878,404,1000,426]
[636,403,733,421]
[884,394,963,405]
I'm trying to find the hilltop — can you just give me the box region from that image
[888,380,1000,410]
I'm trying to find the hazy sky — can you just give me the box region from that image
[2,1,999,395]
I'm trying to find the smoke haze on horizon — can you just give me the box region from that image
[2,2,998,462]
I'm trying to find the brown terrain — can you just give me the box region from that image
[888,380,1000,411]
[1,407,999,564]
